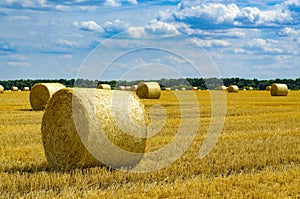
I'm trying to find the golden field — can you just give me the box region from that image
[0,90,299,198]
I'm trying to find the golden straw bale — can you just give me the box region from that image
[227,85,239,93]
[30,83,66,111]
[98,84,111,90]
[271,83,288,96]
[0,85,4,93]
[216,86,227,91]
[11,86,18,91]
[130,85,138,91]
[136,82,161,99]
[23,87,30,91]
[41,88,147,170]
[117,86,126,90]
[265,86,271,91]
[165,87,171,91]
[0,86,4,93]
[192,87,198,90]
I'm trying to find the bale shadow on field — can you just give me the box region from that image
[18,108,33,111]
[2,162,110,174]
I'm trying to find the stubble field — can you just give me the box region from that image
[0,90,299,198]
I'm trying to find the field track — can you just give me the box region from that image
[0,90,299,198]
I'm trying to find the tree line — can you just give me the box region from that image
[0,77,300,90]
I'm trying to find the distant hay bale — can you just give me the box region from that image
[41,88,147,170]
[271,83,288,96]
[117,86,126,90]
[136,82,161,99]
[192,87,198,90]
[0,85,4,93]
[248,87,253,90]
[11,86,18,91]
[165,87,171,91]
[216,86,227,91]
[23,87,30,91]
[125,86,131,91]
[265,86,271,91]
[130,85,138,91]
[30,83,66,111]
[227,85,239,93]
[181,87,186,91]
[98,84,111,90]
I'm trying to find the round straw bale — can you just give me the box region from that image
[136,82,161,99]
[265,86,271,91]
[165,87,171,91]
[192,87,198,90]
[125,86,131,90]
[130,85,138,91]
[41,88,147,170]
[30,83,66,111]
[181,87,186,91]
[216,86,227,91]
[227,85,239,93]
[98,84,111,90]
[271,83,288,96]
[117,86,126,90]
[23,87,30,91]
[0,85,4,93]
[11,86,18,91]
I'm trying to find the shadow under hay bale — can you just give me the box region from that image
[136,82,161,99]
[271,83,288,96]
[30,83,66,111]
[41,88,147,170]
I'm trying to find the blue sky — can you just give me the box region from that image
[0,0,299,80]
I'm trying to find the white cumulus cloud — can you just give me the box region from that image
[73,20,103,32]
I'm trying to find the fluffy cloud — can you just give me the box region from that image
[247,38,285,54]
[56,39,80,48]
[145,20,179,37]
[103,19,130,34]
[278,27,300,36]
[73,20,103,32]
[161,1,299,29]
[0,0,47,8]
[190,38,231,48]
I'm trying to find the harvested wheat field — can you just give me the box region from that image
[0,90,299,198]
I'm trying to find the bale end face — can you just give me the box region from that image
[30,83,66,111]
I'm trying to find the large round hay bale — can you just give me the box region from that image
[23,87,30,91]
[227,85,239,93]
[30,83,66,111]
[41,88,147,170]
[271,83,288,96]
[11,86,18,91]
[136,82,161,99]
[0,85,4,93]
[98,84,111,90]
[265,86,271,91]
